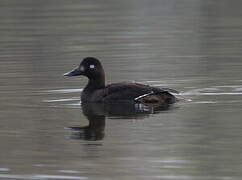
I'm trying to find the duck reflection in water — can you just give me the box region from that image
[68,102,172,141]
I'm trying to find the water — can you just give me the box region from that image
[1,0,242,179]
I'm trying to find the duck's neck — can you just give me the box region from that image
[86,76,105,91]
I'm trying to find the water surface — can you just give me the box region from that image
[1,0,242,179]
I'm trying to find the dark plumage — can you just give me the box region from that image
[64,57,178,104]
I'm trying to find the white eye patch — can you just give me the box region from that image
[89,64,95,69]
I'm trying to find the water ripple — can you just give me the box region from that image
[181,85,242,96]
[43,98,80,103]
[0,168,10,172]
[0,174,87,180]
[44,89,82,94]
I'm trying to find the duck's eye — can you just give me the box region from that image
[89,64,95,69]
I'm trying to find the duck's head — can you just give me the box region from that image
[64,57,105,80]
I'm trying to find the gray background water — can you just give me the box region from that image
[1,0,242,179]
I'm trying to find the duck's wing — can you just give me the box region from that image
[99,82,176,103]
[103,82,152,101]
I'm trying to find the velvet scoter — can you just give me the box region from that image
[64,57,178,104]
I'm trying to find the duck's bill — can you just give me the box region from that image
[63,67,82,77]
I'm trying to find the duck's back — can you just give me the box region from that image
[89,82,177,104]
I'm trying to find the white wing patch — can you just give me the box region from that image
[89,64,95,69]
[134,91,154,101]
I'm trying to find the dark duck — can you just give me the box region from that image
[64,57,178,104]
